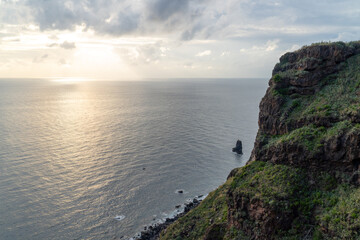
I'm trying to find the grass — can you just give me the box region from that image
[160,161,360,239]
[298,40,358,50]
[270,49,360,127]
[264,121,360,154]
[267,124,326,152]
[160,43,360,239]
[273,74,282,83]
[230,161,307,205]
[318,187,360,239]
[276,69,309,80]
[286,54,360,122]
[272,88,289,97]
[264,53,360,153]
[159,181,231,240]
[234,162,360,239]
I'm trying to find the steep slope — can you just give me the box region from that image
[251,41,360,177]
[159,41,360,240]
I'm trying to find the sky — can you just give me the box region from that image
[0,0,360,80]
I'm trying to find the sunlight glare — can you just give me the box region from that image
[52,77,93,83]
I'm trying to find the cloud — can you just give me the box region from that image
[183,62,194,69]
[60,41,76,49]
[265,39,279,51]
[47,43,58,48]
[147,0,189,21]
[196,50,211,57]
[1,0,357,43]
[47,41,76,49]
[285,44,301,53]
[237,39,281,54]
[332,31,360,42]
[24,0,141,35]
[33,54,48,63]
[180,24,204,41]
[12,0,205,40]
[58,58,70,66]
[116,41,168,65]
[1,0,360,78]
[48,35,59,40]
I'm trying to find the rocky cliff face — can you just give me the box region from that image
[251,41,360,178]
[160,41,360,240]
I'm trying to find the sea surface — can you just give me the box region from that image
[0,78,267,239]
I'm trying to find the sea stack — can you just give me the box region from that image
[232,140,243,154]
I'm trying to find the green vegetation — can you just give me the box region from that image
[272,88,289,97]
[265,53,360,154]
[264,121,360,153]
[319,188,360,239]
[230,161,307,205]
[300,41,349,50]
[160,181,230,240]
[273,74,282,83]
[275,69,309,80]
[290,99,300,109]
[160,42,360,240]
[265,124,324,152]
[160,161,360,239]
[285,54,360,121]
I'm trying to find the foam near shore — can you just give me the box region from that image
[131,194,207,240]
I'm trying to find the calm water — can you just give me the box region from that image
[0,78,267,239]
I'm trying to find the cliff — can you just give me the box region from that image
[159,41,360,240]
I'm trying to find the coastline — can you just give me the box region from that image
[156,41,360,239]
[132,194,207,240]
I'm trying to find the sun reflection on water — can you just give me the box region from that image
[51,77,94,83]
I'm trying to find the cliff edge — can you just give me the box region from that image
[159,41,360,240]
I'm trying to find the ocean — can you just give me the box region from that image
[0,78,267,239]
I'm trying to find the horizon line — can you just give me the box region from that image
[0,76,269,81]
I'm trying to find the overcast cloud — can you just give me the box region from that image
[0,0,359,79]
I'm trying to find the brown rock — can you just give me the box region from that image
[203,224,227,240]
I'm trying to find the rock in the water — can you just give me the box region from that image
[232,140,243,154]
[114,215,125,221]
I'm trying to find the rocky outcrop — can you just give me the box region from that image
[252,130,360,175]
[250,41,360,177]
[138,196,204,240]
[232,140,243,154]
[159,41,360,240]
[227,192,294,238]
[256,41,360,136]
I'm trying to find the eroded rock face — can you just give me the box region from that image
[251,131,360,173]
[259,43,360,136]
[250,41,360,178]
[227,192,295,239]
